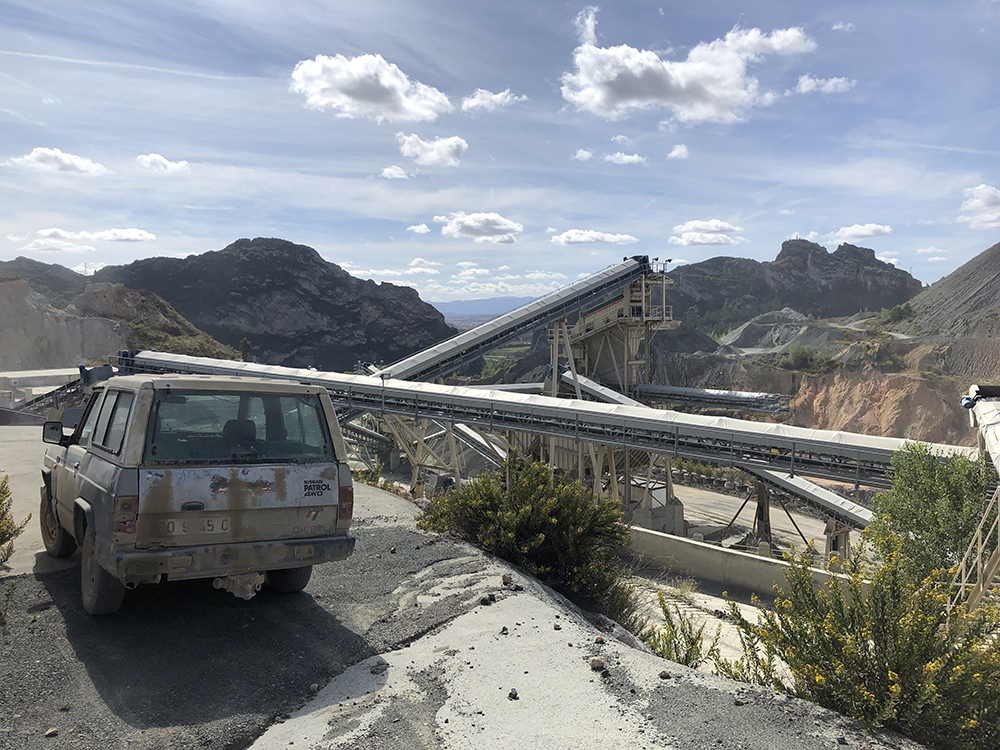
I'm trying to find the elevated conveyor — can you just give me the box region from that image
[117,351,974,488]
[560,370,645,406]
[380,256,652,381]
[631,384,790,414]
[741,466,873,529]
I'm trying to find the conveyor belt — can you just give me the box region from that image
[381,256,651,381]
[631,384,790,414]
[742,466,873,529]
[118,351,974,488]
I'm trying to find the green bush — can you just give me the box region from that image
[716,544,1000,749]
[642,591,720,668]
[777,343,835,373]
[868,442,994,580]
[0,475,30,566]
[416,454,639,629]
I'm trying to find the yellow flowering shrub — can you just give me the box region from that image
[416,453,638,628]
[716,541,1000,749]
[0,475,30,566]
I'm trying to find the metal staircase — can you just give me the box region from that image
[947,485,1000,617]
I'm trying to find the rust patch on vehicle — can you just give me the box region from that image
[273,467,288,503]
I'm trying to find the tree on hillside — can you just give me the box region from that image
[867,442,995,579]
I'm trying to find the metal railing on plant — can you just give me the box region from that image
[947,484,1000,618]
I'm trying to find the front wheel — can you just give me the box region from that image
[80,533,125,615]
[40,491,77,558]
[267,566,313,593]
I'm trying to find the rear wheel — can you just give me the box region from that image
[81,533,125,615]
[39,491,77,558]
[267,566,313,593]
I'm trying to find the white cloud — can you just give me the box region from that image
[456,261,478,268]
[407,223,430,234]
[551,229,638,245]
[454,267,491,279]
[877,255,900,265]
[795,74,856,94]
[494,273,521,280]
[5,233,28,242]
[545,227,557,234]
[574,6,600,46]
[70,262,108,275]
[136,153,189,173]
[957,184,1000,230]
[571,149,594,161]
[927,256,947,262]
[672,219,743,234]
[396,133,468,167]
[350,264,440,277]
[667,144,689,159]
[409,257,440,265]
[827,223,893,242]
[561,11,816,122]
[832,22,856,32]
[36,227,155,242]
[605,152,646,164]
[403,266,439,275]
[668,232,747,246]
[290,53,452,123]
[18,238,96,253]
[524,270,568,280]
[497,265,510,270]
[434,211,523,243]
[4,147,107,175]
[461,88,526,113]
[381,165,409,179]
[916,246,946,255]
[779,208,795,215]
[611,134,632,145]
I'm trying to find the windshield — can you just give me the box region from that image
[143,389,336,464]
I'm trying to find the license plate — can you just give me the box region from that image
[158,517,231,535]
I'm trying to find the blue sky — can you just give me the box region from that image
[1,1,999,302]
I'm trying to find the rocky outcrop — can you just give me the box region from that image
[95,238,457,371]
[0,278,128,369]
[0,256,88,308]
[671,240,923,333]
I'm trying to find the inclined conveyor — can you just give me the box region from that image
[379,256,652,381]
[117,351,974,488]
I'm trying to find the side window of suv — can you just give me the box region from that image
[75,391,105,447]
[93,391,135,455]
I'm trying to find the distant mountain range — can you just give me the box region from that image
[430,297,536,316]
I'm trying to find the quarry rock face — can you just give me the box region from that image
[0,279,128,370]
[670,240,923,324]
[95,237,457,371]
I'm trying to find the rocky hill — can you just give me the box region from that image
[0,277,236,370]
[893,240,1000,338]
[95,238,457,371]
[672,240,923,335]
[0,278,128,370]
[0,256,88,308]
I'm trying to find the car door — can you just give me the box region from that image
[51,389,104,521]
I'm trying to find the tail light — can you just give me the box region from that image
[338,485,354,520]
[114,495,139,537]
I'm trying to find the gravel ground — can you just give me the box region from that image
[0,487,489,750]
[1,483,931,750]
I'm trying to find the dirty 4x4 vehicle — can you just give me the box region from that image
[39,375,355,615]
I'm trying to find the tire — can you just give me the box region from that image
[80,532,125,615]
[267,566,313,593]
[40,492,77,558]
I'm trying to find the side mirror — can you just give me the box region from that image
[42,421,66,445]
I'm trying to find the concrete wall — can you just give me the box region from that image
[630,526,854,600]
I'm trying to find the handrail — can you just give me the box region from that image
[947,485,1000,616]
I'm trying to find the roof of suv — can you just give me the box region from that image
[98,374,330,395]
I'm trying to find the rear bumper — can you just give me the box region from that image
[115,534,355,582]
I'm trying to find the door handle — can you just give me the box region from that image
[72,462,81,469]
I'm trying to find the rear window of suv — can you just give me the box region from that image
[143,390,336,464]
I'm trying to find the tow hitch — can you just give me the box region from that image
[213,572,265,600]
